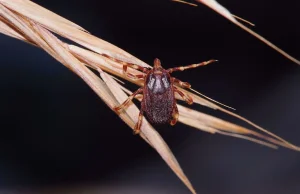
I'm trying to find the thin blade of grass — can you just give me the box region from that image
[0,16,25,40]
[0,0,88,32]
[0,0,149,67]
[178,104,300,151]
[195,0,300,65]
[215,130,278,149]
[189,87,235,110]
[172,0,198,7]
[177,86,300,151]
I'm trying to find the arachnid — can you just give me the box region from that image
[104,55,217,134]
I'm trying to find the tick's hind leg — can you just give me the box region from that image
[134,109,144,135]
[114,88,143,113]
[174,87,193,105]
[170,104,179,126]
[167,59,217,73]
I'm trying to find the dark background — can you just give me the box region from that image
[1,0,300,193]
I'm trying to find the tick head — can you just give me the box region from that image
[153,58,164,75]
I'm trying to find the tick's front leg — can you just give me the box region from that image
[101,53,149,79]
[167,59,217,73]
[114,88,143,113]
[123,65,145,80]
[123,63,149,80]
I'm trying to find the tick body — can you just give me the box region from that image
[143,59,175,125]
[104,54,217,134]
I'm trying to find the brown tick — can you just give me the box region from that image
[103,55,217,134]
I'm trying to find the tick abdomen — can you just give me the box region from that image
[143,70,175,125]
[143,89,174,125]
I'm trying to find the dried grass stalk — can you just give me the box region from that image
[194,0,300,65]
[0,1,299,193]
[173,0,300,65]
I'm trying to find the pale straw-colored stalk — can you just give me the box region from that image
[187,0,300,65]
[0,1,299,193]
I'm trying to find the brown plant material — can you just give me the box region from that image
[0,1,299,193]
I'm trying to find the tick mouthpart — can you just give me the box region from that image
[154,58,162,69]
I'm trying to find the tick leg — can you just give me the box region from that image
[101,54,149,79]
[174,88,193,105]
[167,59,217,73]
[133,109,144,135]
[123,65,145,80]
[114,88,143,113]
[172,77,191,89]
[170,104,179,126]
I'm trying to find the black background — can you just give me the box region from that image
[1,0,300,194]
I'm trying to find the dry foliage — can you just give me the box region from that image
[0,0,299,193]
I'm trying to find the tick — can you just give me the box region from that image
[103,55,217,134]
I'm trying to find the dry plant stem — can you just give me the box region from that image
[172,0,255,27]
[177,105,298,150]
[195,0,300,65]
[178,115,278,149]
[0,0,149,67]
[172,0,198,7]
[231,14,255,27]
[189,88,235,110]
[234,21,300,65]
[1,1,300,193]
